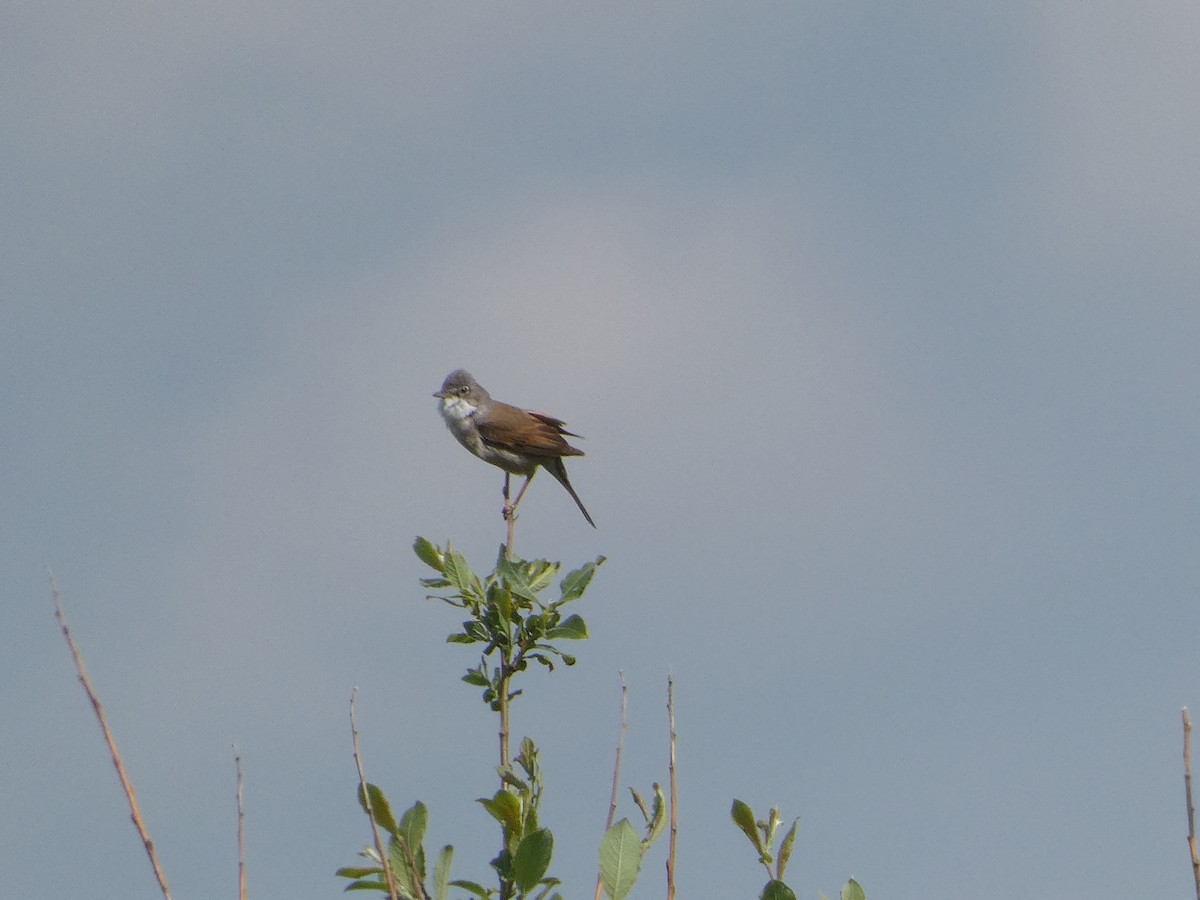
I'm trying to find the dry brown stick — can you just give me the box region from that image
[1184,708,1200,900]
[350,688,400,900]
[234,746,247,900]
[593,672,630,900]
[666,673,677,900]
[49,570,173,900]
[607,672,630,829]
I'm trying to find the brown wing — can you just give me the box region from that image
[527,411,584,438]
[477,402,585,458]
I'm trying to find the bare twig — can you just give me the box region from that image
[1184,708,1200,900]
[49,570,173,900]
[350,688,400,900]
[234,746,247,900]
[607,672,630,830]
[593,672,629,900]
[503,473,517,560]
[666,673,677,900]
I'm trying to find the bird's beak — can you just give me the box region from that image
[433,390,445,398]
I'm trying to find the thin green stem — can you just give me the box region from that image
[499,651,511,770]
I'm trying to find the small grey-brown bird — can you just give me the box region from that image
[434,369,595,527]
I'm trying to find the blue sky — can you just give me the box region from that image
[4,3,1200,898]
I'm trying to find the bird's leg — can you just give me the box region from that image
[506,473,536,520]
[502,472,513,520]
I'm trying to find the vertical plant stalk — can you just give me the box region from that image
[49,571,173,900]
[1184,708,1200,900]
[666,674,678,900]
[503,472,517,560]
[234,747,247,900]
[499,648,512,770]
[500,476,516,769]
[350,689,400,900]
[506,506,517,561]
[594,672,629,900]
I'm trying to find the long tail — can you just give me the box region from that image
[545,458,596,528]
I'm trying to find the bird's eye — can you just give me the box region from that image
[459,385,469,394]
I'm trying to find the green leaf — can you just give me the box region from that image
[524,803,541,836]
[413,537,445,572]
[731,799,763,854]
[490,583,514,623]
[508,581,543,605]
[525,559,559,592]
[515,737,540,775]
[432,845,453,900]
[598,818,643,900]
[495,555,527,587]
[628,787,649,822]
[388,834,419,896]
[777,818,799,880]
[490,847,513,881]
[643,784,667,847]
[763,807,782,848]
[497,557,550,604]
[478,790,522,835]
[399,801,428,858]
[343,879,391,891]
[524,612,546,637]
[357,784,398,835]
[448,879,492,898]
[545,614,588,640]
[841,878,866,900]
[445,550,475,594]
[335,866,382,878]
[760,880,797,900]
[512,827,554,891]
[559,558,605,603]
[465,620,490,642]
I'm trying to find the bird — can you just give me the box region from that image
[434,369,595,527]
